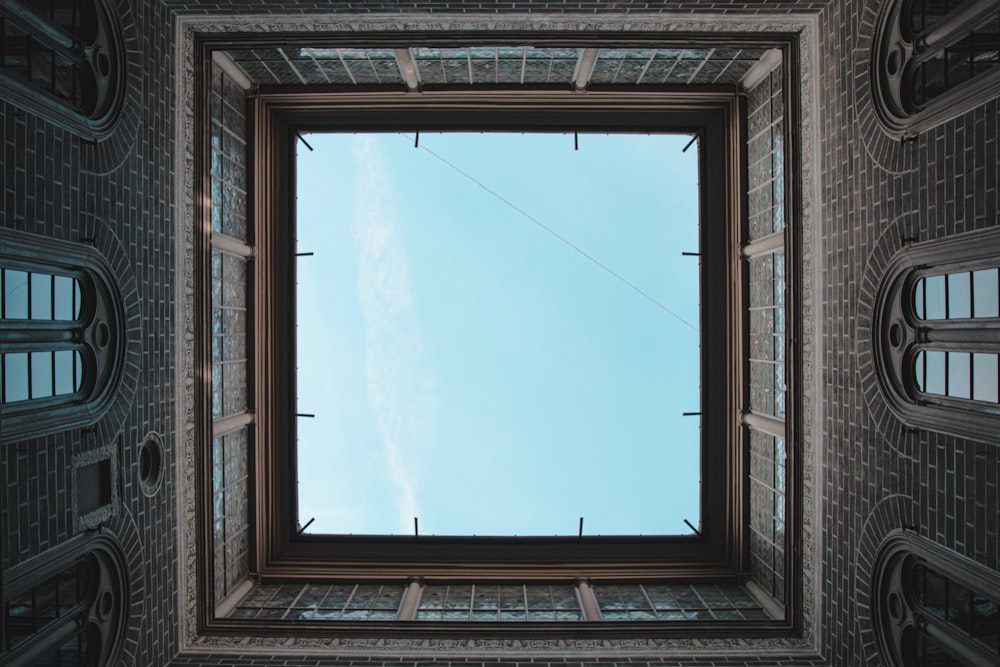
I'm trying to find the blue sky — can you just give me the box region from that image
[294,131,701,537]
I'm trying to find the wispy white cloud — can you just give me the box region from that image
[351,136,435,534]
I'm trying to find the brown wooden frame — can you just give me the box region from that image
[192,30,804,639]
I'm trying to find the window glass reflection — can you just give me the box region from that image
[947,272,971,319]
[973,268,999,318]
[947,351,971,399]
[972,353,999,403]
[2,352,29,403]
[915,350,999,404]
[2,269,29,318]
[30,272,52,320]
[923,274,947,320]
[915,268,1000,321]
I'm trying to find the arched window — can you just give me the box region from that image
[872,0,1000,137]
[0,228,126,442]
[872,530,1000,667]
[873,227,1000,443]
[0,534,128,667]
[0,0,125,137]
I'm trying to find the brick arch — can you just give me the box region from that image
[81,0,143,176]
[857,215,917,451]
[854,495,916,666]
[851,0,922,175]
[85,215,141,447]
[104,509,145,667]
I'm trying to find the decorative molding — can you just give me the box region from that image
[84,0,143,176]
[106,509,145,667]
[138,431,166,497]
[175,12,201,650]
[858,217,914,448]
[174,11,822,657]
[72,440,119,532]
[854,495,915,666]
[187,633,817,658]
[852,0,919,175]
[795,13,822,651]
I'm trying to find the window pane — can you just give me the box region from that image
[916,565,949,620]
[3,269,29,319]
[948,578,973,629]
[947,352,971,399]
[30,272,53,320]
[971,13,1000,78]
[923,275,947,320]
[945,40,975,90]
[914,277,925,319]
[925,350,946,395]
[915,350,926,392]
[3,353,30,402]
[73,278,81,319]
[53,276,76,320]
[947,272,971,319]
[51,631,91,667]
[915,632,954,666]
[972,268,999,318]
[30,351,53,399]
[30,46,55,91]
[2,20,30,80]
[912,50,948,107]
[970,593,1000,650]
[907,7,1000,109]
[54,350,76,395]
[53,54,84,109]
[973,353,999,403]
[75,351,83,391]
[908,0,968,34]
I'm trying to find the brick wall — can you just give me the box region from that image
[2,0,179,664]
[816,0,1000,664]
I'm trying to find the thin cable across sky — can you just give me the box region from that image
[399,133,699,333]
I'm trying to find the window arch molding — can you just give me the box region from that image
[0,0,127,138]
[872,226,1000,444]
[871,529,1000,667]
[871,0,1000,138]
[1,532,130,667]
[0,228,128,443]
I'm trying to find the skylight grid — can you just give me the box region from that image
[416,584,582,621]
[223,46,767,88]
[593,583,769,621]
